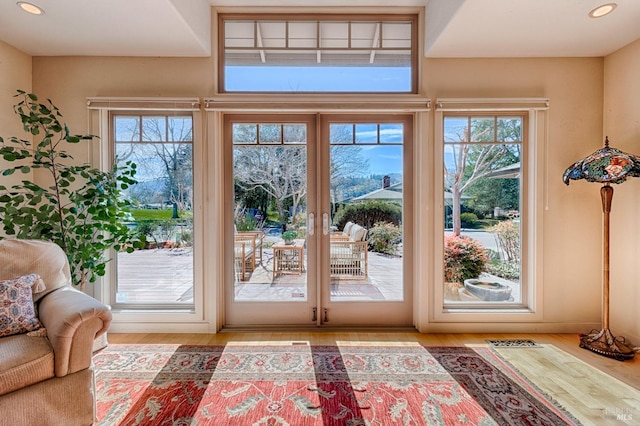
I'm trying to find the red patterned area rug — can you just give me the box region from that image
[93,344,580,425]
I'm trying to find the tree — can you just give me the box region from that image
[234,145,306,224]
[232,123,371,225]
[465,176,520,217]
[444,117,521,235]
[330,145,370,213]
[115,116,193,215]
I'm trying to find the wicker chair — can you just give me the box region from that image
[330,223,368,279]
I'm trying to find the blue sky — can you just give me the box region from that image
[359,145,403,176]
[226,66,411,92]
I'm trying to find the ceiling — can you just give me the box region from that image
[1,0,639,58]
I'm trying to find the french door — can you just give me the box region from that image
[224,113,413,326]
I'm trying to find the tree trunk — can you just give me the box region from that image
[452,186,462,236]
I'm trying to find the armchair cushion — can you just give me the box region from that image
[0,274,43,337]
[0,334,54,396]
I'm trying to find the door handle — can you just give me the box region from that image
[308,213,315,236]
[322,213,329,236]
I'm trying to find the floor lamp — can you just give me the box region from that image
[563,137,638,361]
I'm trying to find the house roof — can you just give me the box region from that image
[1,0,639,58]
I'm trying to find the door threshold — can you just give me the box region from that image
[220,325,418,333]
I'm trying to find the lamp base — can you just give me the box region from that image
[579,328,636,361]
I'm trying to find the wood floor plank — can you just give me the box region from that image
[104,330,639,425]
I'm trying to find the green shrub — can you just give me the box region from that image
[368,222,402,255]
[136,219,183,245]
[0,91,144,288]
[460,212,479,227]
[333,200,401,230]
[235,213,258,231]
[444,235,488,283]
[282,230,298,241]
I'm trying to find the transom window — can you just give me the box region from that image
[220,14,417,93]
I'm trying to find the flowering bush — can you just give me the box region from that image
[489,219,520,263]
[368,222,402,255]
[444,235,488,283]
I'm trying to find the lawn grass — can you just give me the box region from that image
[131,209,173,221]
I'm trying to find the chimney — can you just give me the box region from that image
[382,175,391,189]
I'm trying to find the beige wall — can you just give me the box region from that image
[31,56,213,164]
[26,54,607,332]
[425,58,606,329]
[0,41,32,187]
[604,39,640,343]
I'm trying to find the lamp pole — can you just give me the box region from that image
[578,183,635,360]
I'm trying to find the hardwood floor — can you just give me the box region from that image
[106,332,640,425]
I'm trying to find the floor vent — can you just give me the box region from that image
[487,339,541,348]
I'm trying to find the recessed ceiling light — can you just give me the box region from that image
[17,1,44,15]
[589,3,617,18]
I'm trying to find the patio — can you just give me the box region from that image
[116,230,520,305]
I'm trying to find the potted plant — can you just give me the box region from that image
[282,230,298,245]
[0,90,145,290]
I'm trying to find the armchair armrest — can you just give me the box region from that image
[37,287,112,377]
[330,233,349,241]
[235,230,264,263]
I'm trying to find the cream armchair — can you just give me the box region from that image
[0,239,112,426]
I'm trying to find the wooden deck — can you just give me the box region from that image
[117,246,521,304]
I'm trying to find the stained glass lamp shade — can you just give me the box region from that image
[563,137,640,360]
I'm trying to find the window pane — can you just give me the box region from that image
[470,117,495,142]
[283,124,307,144]
[259,124,281,144]
[444,117,469,143]
[355,124,378,143]
[497,117,523,142]
[142,117,167,142]
[443,115,522,306]
[233,124,257,144]
[114,116,140,142]
[330,124,354,143]
[380,123,403,143]
[233,142,308,301]
[114,114,194,308]
[168,117,193,142]
[222,17,414,93]
[330,124,404,301]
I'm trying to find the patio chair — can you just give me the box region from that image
[234,229,264,281]
[330,221,354,241]
[330,223,368,279]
